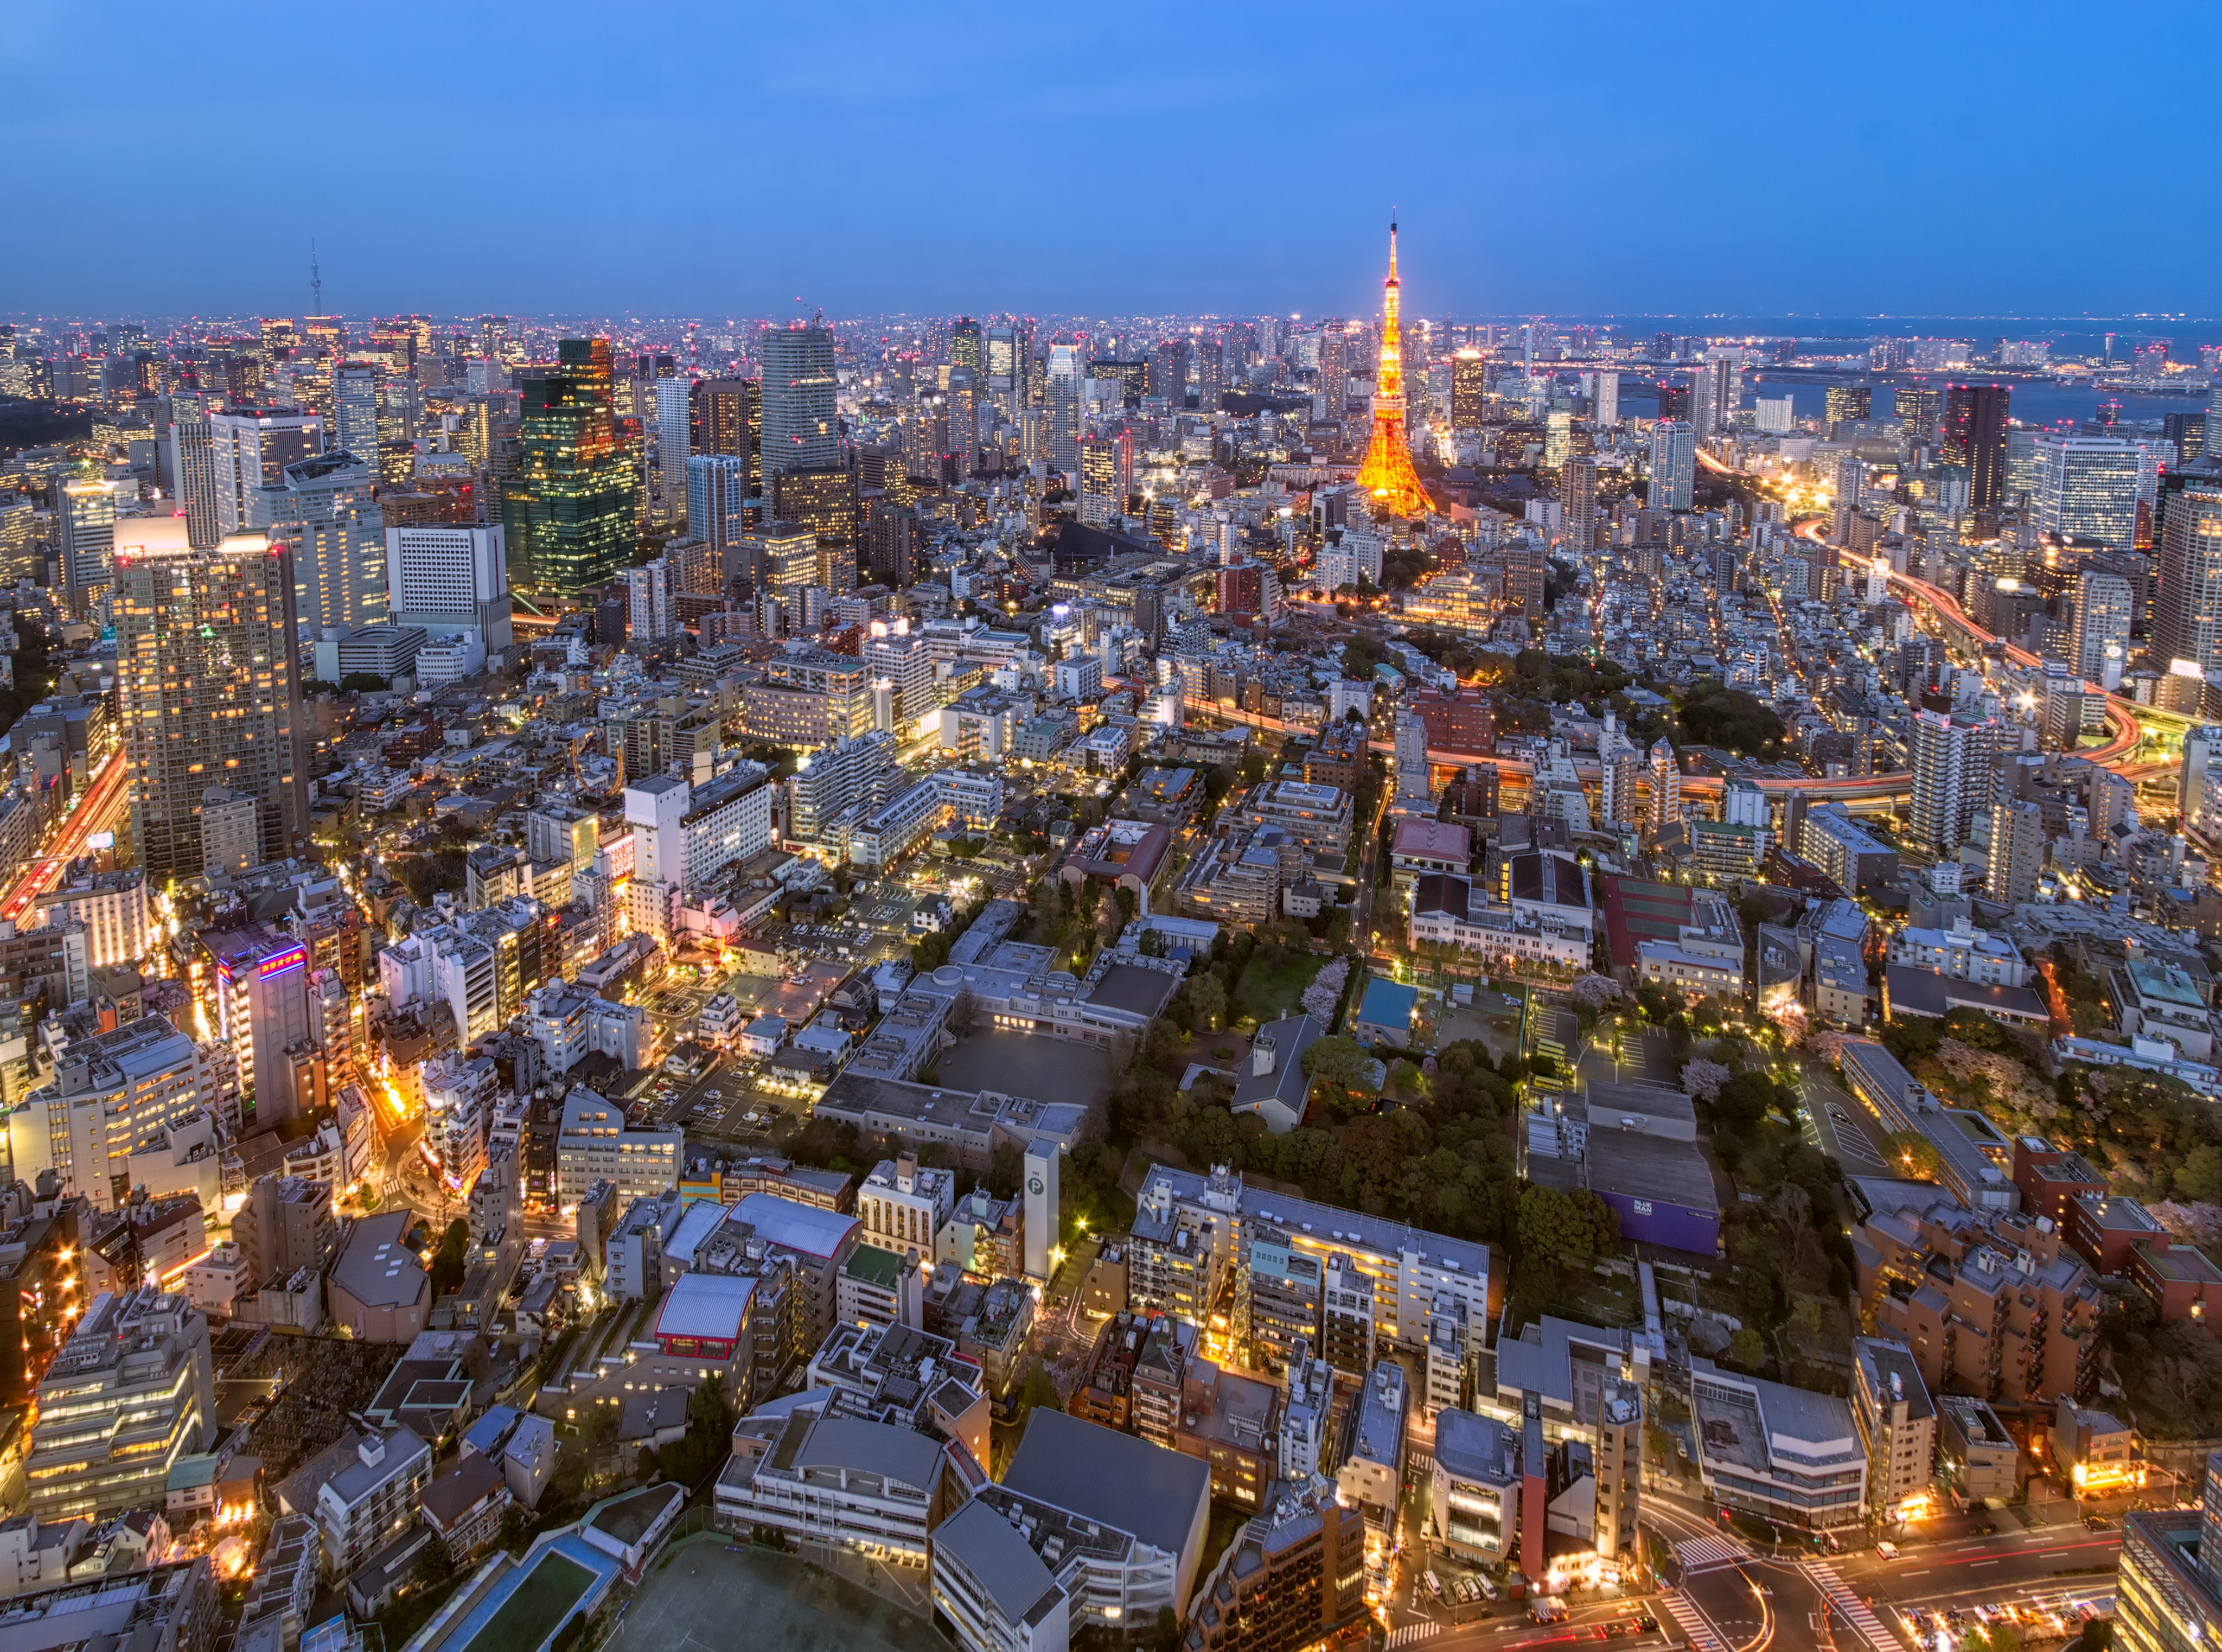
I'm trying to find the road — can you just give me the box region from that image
[1198,702,1918,809]
[1385,1476,2122,1652]
[1775,501,2152,771]
[0,748,129,922]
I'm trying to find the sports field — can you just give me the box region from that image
[472,1552,593,1652]
[611,1544,949,1652]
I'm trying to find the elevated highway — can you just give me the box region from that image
[0,749,130,924]
[1199,703,1915,809]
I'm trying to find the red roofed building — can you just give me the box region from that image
[1389,819,1472,892]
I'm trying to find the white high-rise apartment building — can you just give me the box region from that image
[2071,570,2133,685]
[788,730,899,845]
[2182,725,2222,826]
[2034,433,2141,550]
[1721,775,1771,829]
[1598,723,1641,827]
[1647,739,1680,829]
[627,559,673,643]
[1909,709,2003,854]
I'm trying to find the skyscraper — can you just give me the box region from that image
[56,476,114,615]
[248,451,388,639]
[1598,718,1640,826]
[208,409,323,539]
[1702,356,1736,433]
[1648,421,1695,512]
[1151,337,1190,405]
[1078,433,1132,530]
[1940,384,2010,511]
[1908,709,2002,855]
[655,376,692,522]
[627,558,673,644]
[2035,433,2142,550]
[1561,456,1598,550]
[1592,370,1619,427]
[1353,221,1432,516]
[1045,346,1081,476]
[1646,740,1679,830]
[2115,1454,2222,1652]
[331,366,380,464]
[1544,409,1572,469]
[2157,466,2222,675]
[2071,569,2133,684]
[1824,384,1872,431]
[937,316,977,375]
[984,324,1019,419]
[209,926,314,1126]
[1195,337,1226,412]
[114,519,308,885]
[944,365,979,477]
[687,453,751,577]
[1450,352,1487,428]
[691,378,760,493]
[502,338,633,600]
[1897,385,1942,448]
[759,324,838,480]
[1985,799,2045,907]
[169,399,221,549]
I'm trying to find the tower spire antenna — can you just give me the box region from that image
[1355,214,1431,518]
[310,238,322,314]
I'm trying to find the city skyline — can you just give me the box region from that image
[1,0,2204,317]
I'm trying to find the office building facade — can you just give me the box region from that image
[503,338,633,599]
[1940,385,2009,512]
[760,326,838,479]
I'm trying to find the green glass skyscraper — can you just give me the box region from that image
[503,337,634,601]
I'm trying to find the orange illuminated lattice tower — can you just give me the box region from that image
[1354,217,1433,518]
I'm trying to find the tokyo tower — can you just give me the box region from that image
[1354,216,1433,518]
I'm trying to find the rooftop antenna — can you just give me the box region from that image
[310,239,323,314]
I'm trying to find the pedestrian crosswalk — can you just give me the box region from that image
[1672,1533,1750,1574]
[1661,1590,1731,1652]
[1807,1561,1912,1652]
[1387,1624,1440,1648]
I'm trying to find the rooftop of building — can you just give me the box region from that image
[931,1497,1066,1630]
[1433,1407,1521,1487]
[1000,1408,1210,1562]
[1853,1336,1936,1424]
[1585,1127,1719,1214]
[328,1211,428,1311]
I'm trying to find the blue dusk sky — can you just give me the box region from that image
[0,0,2204,321]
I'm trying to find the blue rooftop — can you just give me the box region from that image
[1356,977,1419,1032]
[461,1404,520,1457]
